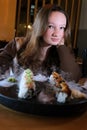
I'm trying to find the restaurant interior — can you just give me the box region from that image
[0,0,87,55]
[0,0,87,130]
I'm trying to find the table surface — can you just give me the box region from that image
[0,104,87,130]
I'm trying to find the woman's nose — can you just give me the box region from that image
[52,28,59,36]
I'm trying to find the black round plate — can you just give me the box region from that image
[0,82,87,117]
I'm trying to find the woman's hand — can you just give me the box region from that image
[56,38,64,48]
[15,37,25,51]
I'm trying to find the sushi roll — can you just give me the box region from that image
[18,69,36,98]
[49,72,71,94]
[49,72,71,103]
[49,72,87,103]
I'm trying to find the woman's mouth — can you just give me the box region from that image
[51,38,60,42]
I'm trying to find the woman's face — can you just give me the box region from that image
[43,11,66,46]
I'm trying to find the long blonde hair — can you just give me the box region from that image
[21,4,71,67]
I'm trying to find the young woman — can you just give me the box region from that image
[0,4,81,82]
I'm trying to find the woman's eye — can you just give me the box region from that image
[60,27,65,30]
[48,25,54,29]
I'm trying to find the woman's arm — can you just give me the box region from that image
[57,45,82,82]
[0,37,25,68]
[0,39,17,68]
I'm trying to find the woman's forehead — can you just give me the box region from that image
[48,11,66,25]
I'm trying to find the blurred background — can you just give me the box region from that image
[0,0,87,58]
